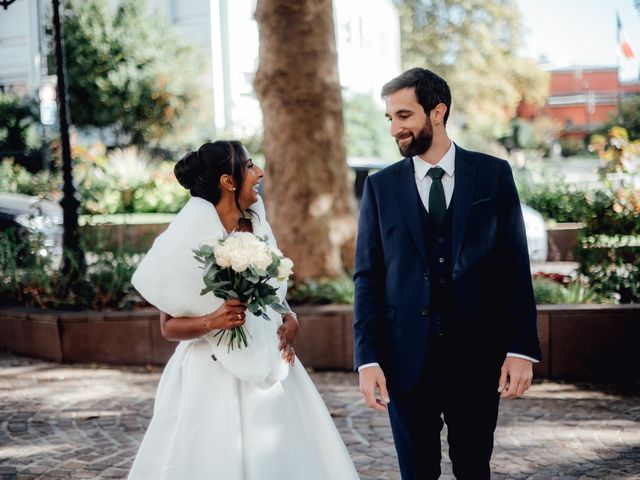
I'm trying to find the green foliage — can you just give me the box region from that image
[0,159,60,198]
[397,0,549,140]
[0,153,188,215]
[61,0,205,146]
[576,236,640,304]
[0,232,145,310]
[600,96,640,141]
[343,93,398,160]
[517,148,639,303]
[515,163,639,237]
[558,137,586,157]
[0,93,39,155]
[531,277,568,304]
[288,276,355,305]
[589,126,640,177]
[514,166,592,223]
[531,274,608,304]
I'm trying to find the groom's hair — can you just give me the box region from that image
[175,140,247,211]
[381,68,451,125]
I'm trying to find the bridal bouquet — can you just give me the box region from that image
[193,232,294,350]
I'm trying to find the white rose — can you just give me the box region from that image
[276,257,294,281]
[253,246,273,271]
[214,244,233,268]
[230,249,252,273]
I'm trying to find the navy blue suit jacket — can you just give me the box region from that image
[353,144,542,393]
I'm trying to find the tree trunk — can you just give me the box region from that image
[254,0,356,280]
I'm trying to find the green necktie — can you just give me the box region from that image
[427,166,446,226]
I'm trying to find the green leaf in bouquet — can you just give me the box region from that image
[267,254,281,277]
[200,244,214,255]
[270,302,290,315]
[204,269,218,281]
[243,286,256,296]
[263,294,279,305]
[250,265,268,279]
[200,286,213,296]
[257,283,277,297]
[213,289,232,299]
[247,303,261,315]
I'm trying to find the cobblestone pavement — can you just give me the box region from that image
[1,353,639,480]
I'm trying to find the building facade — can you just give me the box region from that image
[518,66,640,140]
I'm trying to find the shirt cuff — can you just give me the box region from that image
[507,352,539,363]
[357,362,380,371]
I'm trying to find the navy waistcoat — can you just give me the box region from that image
[419,194,455,337]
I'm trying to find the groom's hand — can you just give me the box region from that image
[498,356,533,398]
[359,366,390,411]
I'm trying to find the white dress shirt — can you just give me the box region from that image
[359,142,538,371]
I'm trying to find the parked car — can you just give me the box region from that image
[347,158,548,263]
[0,192,63,262]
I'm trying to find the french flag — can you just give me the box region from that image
[617,12,635,59]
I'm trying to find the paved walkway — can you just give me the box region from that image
[0,353,639,480]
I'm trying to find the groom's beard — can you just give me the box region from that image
[396,122,433,157]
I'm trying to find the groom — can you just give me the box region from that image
[353,68,542,479]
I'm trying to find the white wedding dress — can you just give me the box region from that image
[128,196,359,480]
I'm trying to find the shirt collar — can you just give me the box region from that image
[412,141,455,180]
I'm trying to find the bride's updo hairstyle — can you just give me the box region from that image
[174,140,248,210]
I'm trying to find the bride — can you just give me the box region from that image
[128,140,359,479]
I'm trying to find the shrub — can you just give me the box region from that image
[287,276,355,305]
[532,272,608,304]
[559,137,586,157]
[532,277,568,304]
[576,235,640,304]
[0,232,146,310]
[0,154,188,215]
[0,159,60,199]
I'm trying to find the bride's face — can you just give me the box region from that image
[238,147,264,209]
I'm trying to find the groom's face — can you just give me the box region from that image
[385,87,433,157]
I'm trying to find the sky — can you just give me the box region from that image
[516,0,640,81]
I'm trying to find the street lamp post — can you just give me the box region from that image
[2,0,85,275]
[52,0,85,276]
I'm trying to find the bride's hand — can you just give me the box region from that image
[207,299,247,330]
[277,313,299,366]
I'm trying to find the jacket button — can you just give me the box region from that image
[439,257,445,263]
[424,273,429,280]
[438,237,444,243]
[421,309,428,316]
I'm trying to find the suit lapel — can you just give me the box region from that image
[392,157,427,265]
[452,145,476,272]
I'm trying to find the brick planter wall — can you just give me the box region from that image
[1,304,638,382]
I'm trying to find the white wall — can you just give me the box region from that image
[334,0,401,99]
[0,0,44,95]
